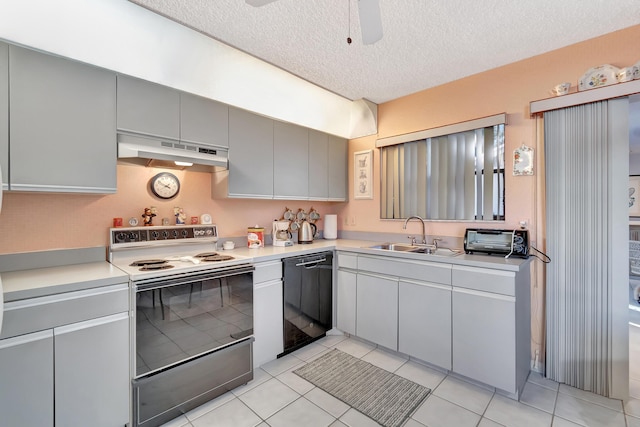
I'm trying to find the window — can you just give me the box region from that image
[379,120,505,221]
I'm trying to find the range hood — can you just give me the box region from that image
[117,134,228,170]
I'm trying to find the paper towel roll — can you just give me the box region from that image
[324,214,337,240]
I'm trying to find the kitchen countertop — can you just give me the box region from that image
[227,238,531,272]
[1,238,530,302]
[1,262,128,302]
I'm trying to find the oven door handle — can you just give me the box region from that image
[295,257,327,268]
[135,264,254,291]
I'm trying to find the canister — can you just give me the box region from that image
[248,225,264,248]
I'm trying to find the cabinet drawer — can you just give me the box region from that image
[337,252,357,269]
[358,255,451,285]
[254,261,282,283]
[452,265,516,296]
[0,283,129,339]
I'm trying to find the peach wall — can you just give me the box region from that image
[0,163,344,254]
[337,24,640,365]
[341,24,640,239]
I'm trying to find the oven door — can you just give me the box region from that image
[134,265,254,377]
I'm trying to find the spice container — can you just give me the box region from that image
[248,225,264,248]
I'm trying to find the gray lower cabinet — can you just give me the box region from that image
[356,272,398,351]
[336,269,357,335]
[0,41,8,190]
[452,287,515,391]
[116,74,180,140]
[228,107,274,198]
[0,330,54,426]
[9,45,117,193]
[398,280,451,370]
[335,252,531,396]
[253,261,284,368]
[54,312,129,427]
[451,264,531,396]
[0,283,130,426]
[274,121,308,199]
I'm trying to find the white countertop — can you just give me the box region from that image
[1,262,128,302]
[1,238,530,302]
[226,238,531,272]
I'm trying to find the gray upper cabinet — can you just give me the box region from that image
[228,107,274,198]
[180,92,229,148]
[0,42,8,190]
[274,121,308,199]
[116,74,180,140]
[118,75,229,149]
[328,135,348,201]
[308,130,329,200]
[9,46,117,193]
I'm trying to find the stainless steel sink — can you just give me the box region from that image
[366,243,462,257]
[367,243,417,252]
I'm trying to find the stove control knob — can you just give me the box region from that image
[151,231,159,240]
[116,232,127,242]
[172,230,179,238]
[162,230,169,239]
[205,228,213,236]
[181,229,189,238]
[128,232,138,241]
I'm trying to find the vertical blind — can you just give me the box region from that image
[380,125,504,220]
[544,99,629,397]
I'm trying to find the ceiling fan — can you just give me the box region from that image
[245,0,383,45]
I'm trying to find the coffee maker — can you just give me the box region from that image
[272,220,294,247]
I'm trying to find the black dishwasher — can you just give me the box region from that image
[279,252,333,356]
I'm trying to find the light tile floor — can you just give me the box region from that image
[160,334,640,427]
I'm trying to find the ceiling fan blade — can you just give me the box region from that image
[246,0,279,6]
[358,0,383,45]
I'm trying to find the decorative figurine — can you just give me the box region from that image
[174,207,187,225]
[142,207,156,226]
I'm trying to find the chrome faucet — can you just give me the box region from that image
[402,216,426,244]
[432,237,443,249]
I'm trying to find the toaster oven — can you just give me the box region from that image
[464,228,529,258]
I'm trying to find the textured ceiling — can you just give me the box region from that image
[129,0,640,104]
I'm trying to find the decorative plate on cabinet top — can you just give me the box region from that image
[578,64,620,91]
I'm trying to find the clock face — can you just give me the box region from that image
[150,172,180,199]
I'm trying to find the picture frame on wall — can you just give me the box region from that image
[354,149,373,200]
[630,176,640,216]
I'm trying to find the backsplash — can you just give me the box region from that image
[0,163,344,255]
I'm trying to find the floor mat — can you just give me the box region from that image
[294,349,430,427]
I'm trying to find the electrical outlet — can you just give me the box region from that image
[344,216,349,226]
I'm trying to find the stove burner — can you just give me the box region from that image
[201,255,235,262]
[194,252,220,258]
[139,264,174,271]
[130,259,169,267]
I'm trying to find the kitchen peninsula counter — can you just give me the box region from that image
[1,262,128,302]
[0,247,128,302]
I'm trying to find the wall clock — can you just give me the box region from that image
[150,172,180,199]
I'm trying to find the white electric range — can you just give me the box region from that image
[108,225,255,427]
